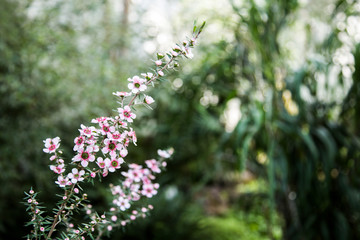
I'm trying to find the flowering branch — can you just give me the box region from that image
[24,22,205,240]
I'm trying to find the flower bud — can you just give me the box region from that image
[157,53,164,59]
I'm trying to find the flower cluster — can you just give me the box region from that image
[24,22,205,240]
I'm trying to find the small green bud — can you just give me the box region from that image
[157,53,164,59]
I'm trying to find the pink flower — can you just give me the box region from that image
[128,169,143,182]
[43,137,60,153]
[50,164,65,174]
[119,148,128,157]
[127,128,137,145]
[106,158,123,172]
[158,70,164,76]
[102,139,121,158]
[127,76,147,94]
[107,131,122,141]
[182,46,194,59]
[115,197,130,211]
[157,149,173,158]
[73,136,85,151]
[118,106,136,123]
[55,175,71,188]
[112,91,130,98]
[79,124,96,137]
[99,122,115,135]
[73,146,95,167]
[67,168,85,183]
[144,95,155,105]
[91,117,107,124]
[145,159,161,173]
[97,157,108,169]
[141,72,154,80]
[155,60,162,66]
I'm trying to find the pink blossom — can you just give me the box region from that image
[106,158,123,172]
[50,164,65,174]
[158,70,164,76]
[43,137,60,153]
[91,117,107,124]
[97,157,108,169]
[127,76,147,94]
[118,106,136,123]
[127,128,137,145]
[67,168,85,183]
[144,95,155,105]
[145,159,161,173]
[107,131,122,141]
[73,136,85,151]
[157,149,172,158]
[182,46,194,59]
[155,60,162,66]
[115,197,130,211]
[55,175,71,188]
[102,139,121,158]
[79,124,96,137]
[99,122,115,135]
[120,148,128,157]
[128,169,143,182]
[73,146,95,167]
[141,72,154,80]
[112,91,130,98]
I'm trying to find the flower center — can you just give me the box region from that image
[109,142,116,150]
[124,111,130,118]
[134,83,140,88]
[81,152,89,160]
[49,145,56,151]
[111,160,118,167]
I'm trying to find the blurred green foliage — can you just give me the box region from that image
[1,0,360,239]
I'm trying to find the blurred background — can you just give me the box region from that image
[1,0,360,239]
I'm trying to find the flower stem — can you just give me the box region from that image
[47,185,75,239]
